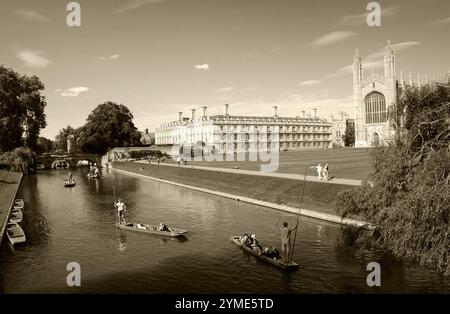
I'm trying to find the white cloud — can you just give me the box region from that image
[194,64,210,70]
[366,41,421,59]
[430,17,450,25]
[216,86,235,92]
[16,9,49,22]
[327,60,383,78]
[99,54,120,60]
[115,0,164,14]
[337,6,398,27]
[58,86,89,97]
[16,49,51,68]
[299,80,321,87]
[311,31,357,47]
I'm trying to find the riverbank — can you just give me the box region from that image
[0,170,23,246]
[111,162,373,228]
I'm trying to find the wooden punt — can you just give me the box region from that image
[115,222,189,238]
[6,222,26,245]
[64,179,76,187]
[9,208,23,224]
[230,236,299,271]
[13,199,24,210]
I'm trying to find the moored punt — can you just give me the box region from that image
[230,236,299,271]
[6,222,26,245]
[13,198,24,210]
[115,222,189,238]
[9,208,23,224]
[64,179,76,187]
[36,164,46,170]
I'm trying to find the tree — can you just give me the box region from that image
[78,101,141,154]
[335,79,450,275]
[0,66,47,152]
[343,123,355,146]
[36,137,54,154]
[54,125,79,153]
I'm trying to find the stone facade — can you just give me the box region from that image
[353,41,396,147]
[155,105,332,152]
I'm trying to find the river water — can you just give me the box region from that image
[0,167,448,293]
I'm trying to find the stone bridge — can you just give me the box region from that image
[36,153,103,169]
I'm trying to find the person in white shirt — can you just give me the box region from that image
[115,199,127,224]
[311,163,322,180]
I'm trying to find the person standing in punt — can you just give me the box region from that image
[280,221,298,263]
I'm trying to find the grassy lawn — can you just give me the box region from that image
[165,147,373,181]
[113,162,358,216]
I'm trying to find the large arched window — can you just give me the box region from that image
[365,92,387,124]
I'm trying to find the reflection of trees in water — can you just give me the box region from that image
[18,175,51,245]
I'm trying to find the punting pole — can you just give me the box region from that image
[289,166,308,262]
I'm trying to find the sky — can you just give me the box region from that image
[0,0,449,139]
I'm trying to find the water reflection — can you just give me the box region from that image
[0,167,448,293]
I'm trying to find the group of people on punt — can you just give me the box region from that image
[239,221,298,263]
[114,200,173,232]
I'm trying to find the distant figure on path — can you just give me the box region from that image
[280,221,298,263]
[322,163,329,181]
[311,163,322,180]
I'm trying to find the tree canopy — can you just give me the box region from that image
[336,78,450,275]
[78,101,141,155]
[0,66,47,152]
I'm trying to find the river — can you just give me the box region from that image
[0,167,448,293]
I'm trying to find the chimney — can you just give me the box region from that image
[223,104,229,116]
[312,108,317,119]
[202,106,207,118]
[191,109,196,120]
[301,110,305,118]
[145,128,148,134]
[178,112,183,122]
[272,106,278,117]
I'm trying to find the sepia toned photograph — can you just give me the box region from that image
[0,0,449,302]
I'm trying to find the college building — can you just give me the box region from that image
[155,104,332,153]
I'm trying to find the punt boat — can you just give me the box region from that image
[64,179,76,187]
[231,236,299,271]
[6,222,26,245]
[115,222,189,238]
[9,208,23,224]
[13,199,24,210]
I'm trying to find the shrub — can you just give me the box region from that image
[0,146,36,174]
[335,81,450,275]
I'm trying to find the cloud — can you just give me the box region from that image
[16,9,49,22]
[216,86,235,93]
[194,64,210,70]
[16,49,51,68]
[337,6,398,27]
[57,87,89,97]
[429,17,450,25]
[99,54,120,60]
[366,41,421,59]
[327,60,383,78]
[311,31,357,47]
[115,0,164,14]
[299,80,321,87]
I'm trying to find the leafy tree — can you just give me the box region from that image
[343,123,355,146]
[36,137,54,154]
[335,79,450,275]
[78,101,141,154]
[54,125,79,153]
[0,66,47,152]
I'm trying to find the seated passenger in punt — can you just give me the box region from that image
[157,223,173,232]
[136,221,148,230]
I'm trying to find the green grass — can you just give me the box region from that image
[114,162,357,216]
[167,148,373,181]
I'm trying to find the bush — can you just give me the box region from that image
[0,146,36,174]
[128,150,168,159]
[335,81,450,275]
